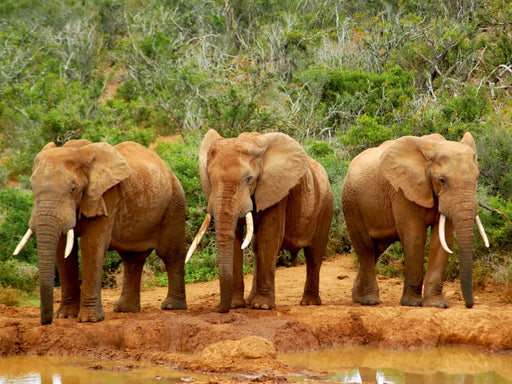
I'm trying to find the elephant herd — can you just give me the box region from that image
[13,130,489,325]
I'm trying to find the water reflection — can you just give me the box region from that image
[2,346,512,384]
[279,345,512,384]
[328,367,512,384]
[0,356,204,384]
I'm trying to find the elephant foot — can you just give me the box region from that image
[77,307,105,323]
[300,293,321,306]
[400,294,423,307]
[249,295,275,310]
[114,297,141,313]
[353,291,381,306]
[161,295,187,310]
[423,295,449,308]
[56,303,79,319]
[231,295,246,309]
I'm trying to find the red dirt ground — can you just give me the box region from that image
[1,253,511,382]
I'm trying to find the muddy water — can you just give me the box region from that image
[2,346,512,383]
[0,356,209,384]
[279,345,512,383]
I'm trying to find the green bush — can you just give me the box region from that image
[0,259,38,293]
[440,86,489,125]
[342,114,394,154]
[299,66,415,133]
[476,124,512,201]
[185,246,220,284]
[0,188,36,264]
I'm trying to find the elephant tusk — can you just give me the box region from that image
[185,213,212,263]
[439,214,453,254]
[13,228,33,256]
[475,215,490,248]
[241,211,253,250]
[64,229,74,258]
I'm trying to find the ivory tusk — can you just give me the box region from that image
[439,214,453,254]
[475,215,490,248]
[13,228,33,256]
[64,229,74,258]
[241,211,253,250]
[185,213,212,263]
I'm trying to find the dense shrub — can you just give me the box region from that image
[0,188,38,292]
[0,0,511,298]
[299,66,415,135]
[0,188,35,264]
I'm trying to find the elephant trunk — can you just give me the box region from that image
[454,218,476,308]
[33,198,69,325]
[214,211,238,313]
[35,217,62,325]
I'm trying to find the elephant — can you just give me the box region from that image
[186,129,334,312]
[14,139,187,324]
[341,132,489,309]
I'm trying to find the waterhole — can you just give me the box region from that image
[279,345,512,383]
[0,356,207,384]
[1,346,512,383]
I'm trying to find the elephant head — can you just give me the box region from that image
[187,129,309,312]
[380,132,488,308]
[14,139,132,324]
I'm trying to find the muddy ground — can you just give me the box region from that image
[1,253,512,382]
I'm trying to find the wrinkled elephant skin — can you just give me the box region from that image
[342,132,488,309]
[18,139,187,324]
[192,130,334,312]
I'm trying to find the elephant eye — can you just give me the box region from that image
[246,176,253,183]
[439,178,445,185]
[70,186,76,194]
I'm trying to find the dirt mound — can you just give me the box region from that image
[1,254,511,380]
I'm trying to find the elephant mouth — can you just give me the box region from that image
[438,214,489,254]
[185,211,254,263]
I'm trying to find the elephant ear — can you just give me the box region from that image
[460,131,477,153]
[380,136,436,208]
[41,142,57,151]
[421,133,446,142]
[33,142,57,169]
[254,133,309,212]
[79,142,133,218]
[62,139,92,148]
[199,129,223,198]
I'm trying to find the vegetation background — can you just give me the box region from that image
[1,0,511,305]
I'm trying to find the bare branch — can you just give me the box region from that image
[479,202,512,228]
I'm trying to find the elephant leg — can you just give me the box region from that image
[231,223,246,308]
[351,235,381,305]
[300,212,330,306]
[345,203,381,305]
[399,225,427,307]
[423,221,453,308]
[248,201,286,310]
[114,250,151,312]
[300,246,322,306]
[55,235,80,319]
[158,203,187,310]
[160,252,187,311]
[289,250,300,266]
[300,199,332,306]
[77,217,113,322]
